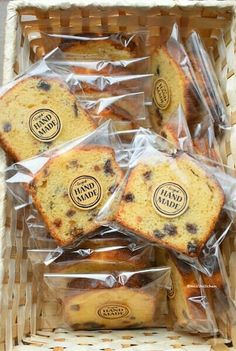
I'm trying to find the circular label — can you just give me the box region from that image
[29,109,62,142]
[97,304,130,320]
[68,175,102,210]
[152,182,189,218]
[153,78,171,110]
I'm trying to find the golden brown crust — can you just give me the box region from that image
[114,153,224,257]
[0,76,96,161]
[150,46,203,131]
[29,145,124,246]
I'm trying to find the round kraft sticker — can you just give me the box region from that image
[29,109,62,142]
[68,175,103,211]
[153,78,171,110]
[97,304,130,320]
[152,182,189,218]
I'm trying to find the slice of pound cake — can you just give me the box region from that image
[167,255,217,333]
[63,272,162,330]
[150,47,201,130]
[60,40,136,61]
[29,146,123,246]
[114,152,224,256]
[0,76,96,161]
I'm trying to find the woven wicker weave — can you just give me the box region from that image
[0,1,236,350]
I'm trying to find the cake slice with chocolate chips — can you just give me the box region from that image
[114,153,224,257]
[29,146,123,246]
[0,76,96,161]
[150,46,202,131]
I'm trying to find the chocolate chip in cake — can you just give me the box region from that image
[104,159,114,176]
[160,131,167,139]
[49,201,54,210]
[163,224,177,236]
[94,165,101,172]
[63,191,68,198]
[153,229,165,239]
[37,80,51,91]
[73,102,78,117]
[3,122,12,133]
[108,184,117,194]
[143,170,152,180]
[70,226,84,237]
[66,209,76,217]
[53,218,62,228]
[67,160,79,169]
[187,240,198,254]
[186,223,198,234]
[71,304,80,311]
[123,192,135,202]
[156,65,160,75]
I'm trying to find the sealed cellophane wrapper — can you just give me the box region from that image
[28,229,156,270]
[165,246,236,338]
[186,31,230,130]
[43,267,171,330]
[5,122,129,248]
[70,74,153,103]
[27,229,169,330]
[45,48,151,75]
[29,31,150,61]
[150,24,209,132]
[78,92,151,143]
[0,57,101,162]
[160,105,222,164]
[97,129,236,264]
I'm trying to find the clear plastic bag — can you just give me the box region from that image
[71,74,153,103]
[0,57,97,162]
[159,105,194,153]
[159,105,222,164]
[167,253,218,335]
[28,229,156,272]
[6,122,128,248]
[186,31,230,130]
[45,48,151,75]
[150,23,212,134]
[44,267,171,330]
[97,129,236,261]
[39,31,150,60]
[78,92,149,142]
[167,246,236,339]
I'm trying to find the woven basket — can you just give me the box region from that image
[1,0,236,350]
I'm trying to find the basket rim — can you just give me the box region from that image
[6,0,236,10]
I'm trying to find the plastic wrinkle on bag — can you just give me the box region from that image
[159,105,223,165]
[45,48,151,75]
[43,31,150,59]
[167,253,218,335]
[0,56,107,162]
[28,229,156,271]
[159,105,194,153]
[96,129,236,265]
[71,74,153,103]
[186,31,230,130]
[150,23,213,135]
[6,122,129,248]
[44,267,171,330]
[78,92,149,142]
[168,245,236,339]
